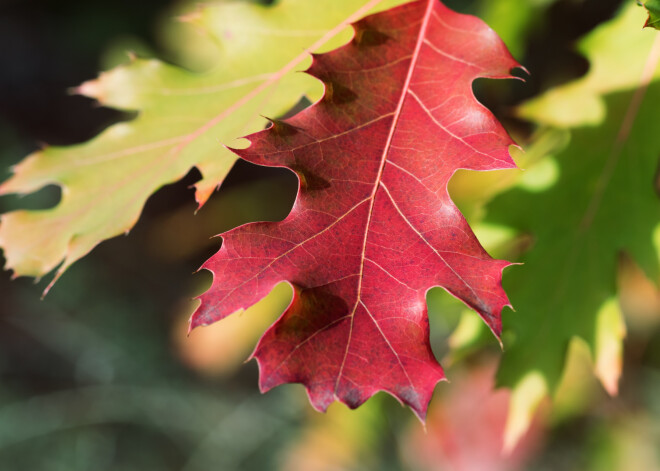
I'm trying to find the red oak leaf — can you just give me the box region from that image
[193,0,520,420]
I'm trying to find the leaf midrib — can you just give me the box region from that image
[333,0,436,395]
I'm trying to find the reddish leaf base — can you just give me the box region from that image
[403,361,545,471]
[193,0,520,420]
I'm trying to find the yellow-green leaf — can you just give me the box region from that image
[0,0,409,290]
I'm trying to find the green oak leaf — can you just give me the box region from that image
[492,79,660,422]
[0,0,408,290]
[640,0,660,29]
[498,4,660,447]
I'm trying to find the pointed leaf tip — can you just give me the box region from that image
[640,0,660,30]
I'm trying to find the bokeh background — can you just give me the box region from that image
[2,0,660,469]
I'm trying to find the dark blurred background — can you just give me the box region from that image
[0,1,306,469]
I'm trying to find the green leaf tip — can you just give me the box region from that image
[639,0,660,30]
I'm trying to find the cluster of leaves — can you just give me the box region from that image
[2,0,660,447]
